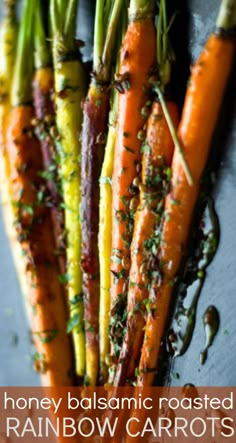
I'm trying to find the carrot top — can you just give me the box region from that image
[93,0,123,81]
[35,0,51,69]
[11,0,34,106]
[50,0,79,59]
[157,0,175,87]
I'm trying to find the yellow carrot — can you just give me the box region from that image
[50,0,86,377]
[98,106,116,383]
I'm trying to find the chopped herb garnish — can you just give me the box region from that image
[110,255,122,264]
[99,176,112,185]
[140,142,150,154]
[69,293,83,306]
[34,329,58,343]
[67,313,83,333]
[58,272,72,284]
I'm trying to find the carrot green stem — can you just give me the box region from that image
[58,0,67,15]
[12,0,34,106]
[35,0,51,69]
[104,0,112,29]
[216,0,236,30]
[94,0,123,80]
[50,0,60,36]
[64,0,78,42]
[51,0,78,58]
[93,0,105,74]
[55,0,67,33]
[102,0,123,81]
[157,0,176,87]
[154,83,194,186]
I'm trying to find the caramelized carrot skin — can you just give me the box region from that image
[32,67,65,274]
[138,34,235,387]
[113,101,178,386]
[8,106,73,386]
[81,81,110,384]
[110,17,156,324]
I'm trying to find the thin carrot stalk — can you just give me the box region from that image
[137,0,236,387]
[81,0,123,386]
[50,0,87,378]
[8,0,74,386]
[108,0,156,382]
[112,0,179,387]
[32,0,66,276]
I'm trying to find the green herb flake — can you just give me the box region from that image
[9,333,19,347]
[110,255,122,264]
[69,294,83,306]
[120,195,130,206]
[112,248,122,254]
[34,329,58,343]
[84,375,91,386]
[171,198,181,206]
[99,176,112,185]
[171,371,180,380]
[140,142,150,154]
[58,272,72,284]
[37,190,45,204]
[67,313,82,333]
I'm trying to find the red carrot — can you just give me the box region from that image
[81,0,123,386]
[32,1,65,276]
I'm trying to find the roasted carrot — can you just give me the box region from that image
[50,0,86,378]
[109,0,156,381]
[81,0,123,386]
[0,0,18,204]
[98,95,117,384]
[137,0,236,386]
[98,2,129,386]
[7,0,73,386]
[32,0,65,276]
[112,0,179,387]
[0,1,25,294]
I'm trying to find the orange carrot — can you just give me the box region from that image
[112,0,179,386]
[109,0,156,379]
[113,101,178,386]
[32,68,66,274]
[7,0,73,387]
[137,0,236,386]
